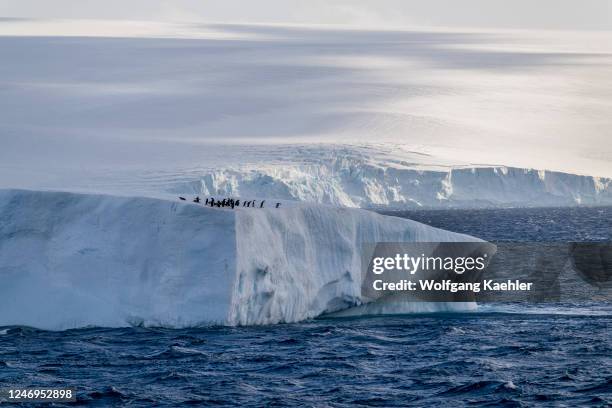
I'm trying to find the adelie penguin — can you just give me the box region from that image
[193,196,200,203]
[178,197,186,201]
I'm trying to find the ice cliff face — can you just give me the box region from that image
[231,205,479,325]
[176,156,612,209]
[0,189,478,329]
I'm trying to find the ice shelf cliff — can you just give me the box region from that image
[177,160,612,209]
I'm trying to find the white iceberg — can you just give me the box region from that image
[0,189,479,330]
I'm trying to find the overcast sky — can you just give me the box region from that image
[0,0,610,30]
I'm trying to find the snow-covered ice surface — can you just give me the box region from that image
[0,189,480,329]
[1,19,611,207]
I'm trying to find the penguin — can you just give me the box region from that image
[178,197,186,201]
[193,196,200,203]
[260,200,265,208]
[275,202,281,208]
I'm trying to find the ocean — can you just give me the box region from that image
[1,206,610,406]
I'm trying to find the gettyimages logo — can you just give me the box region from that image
[361,242,612,302]
[370,251,489,275]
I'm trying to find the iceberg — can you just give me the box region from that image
[0,189,480,330]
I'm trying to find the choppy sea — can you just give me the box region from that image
[1,206,610,406]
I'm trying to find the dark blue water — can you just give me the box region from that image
[1,207,610,407]
[381,206,612,242]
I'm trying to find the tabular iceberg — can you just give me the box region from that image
[0,189,480,330]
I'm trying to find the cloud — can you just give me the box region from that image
[0,0,609,30]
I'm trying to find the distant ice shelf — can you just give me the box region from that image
[169,149,612,209]
[1,143,609,209]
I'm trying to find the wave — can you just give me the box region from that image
[477,303,612,317]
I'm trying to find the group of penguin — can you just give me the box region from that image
[178,196,281,209]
